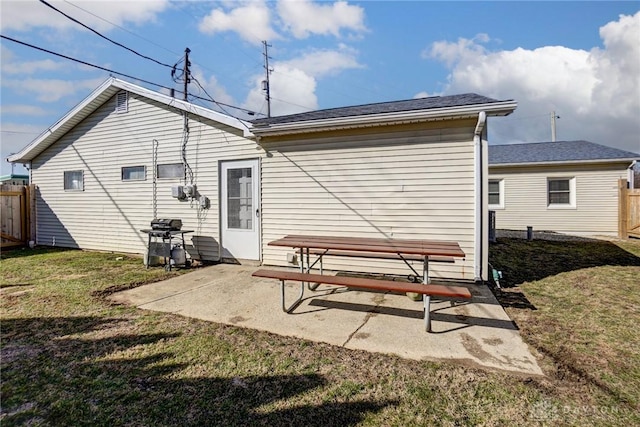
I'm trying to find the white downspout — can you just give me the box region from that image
[629,160,636,189]
[474,111,487,282]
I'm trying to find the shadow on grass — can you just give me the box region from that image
[1,316,396,426]
[489,237,640,288]
[0,246,78,260]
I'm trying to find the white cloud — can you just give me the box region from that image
[2,77,105,102]
[244,65,318,116]
[190,66,236,108]
[277,0,367,39]
[198,1,279,44]
[424,12,640,153]
[242,46,362,116]
[1,46,66,75]
[0,104,49,116]
[277,47,363,78]
[0,0,169,32]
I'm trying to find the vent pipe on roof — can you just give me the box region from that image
[551,111,560,142]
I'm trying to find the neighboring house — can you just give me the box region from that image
[0,174,29,185]
[8,77,517,282]
[488,140,639,236]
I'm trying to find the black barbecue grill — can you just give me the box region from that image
[141,219,192,270]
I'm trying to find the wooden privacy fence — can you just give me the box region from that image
[1,184,36,249]
[619,179,640,239]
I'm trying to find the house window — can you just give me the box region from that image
[157,163,184,179]
[64,170,83,191]
[115,91,128,113]
[122,166,145,181]
[488,179,504,208]
[548,177,575,208]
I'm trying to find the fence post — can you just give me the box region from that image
[29,184,36,245]
[618,179,628,239]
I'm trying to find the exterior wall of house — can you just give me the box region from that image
[31,92,257,260]
[489,162,631,236]
[259,119,478,281]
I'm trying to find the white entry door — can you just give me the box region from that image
[221,159,260,260]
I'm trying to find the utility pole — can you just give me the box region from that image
[183,47,191,101]
[262,41,272,117]
[550,111,559,142]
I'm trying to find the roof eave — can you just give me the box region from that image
[489,158,639,168]
[251,100,517,137]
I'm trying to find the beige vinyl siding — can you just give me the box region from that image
[489,163,630,236]
[31,93,257,260]
[260,119,477,281]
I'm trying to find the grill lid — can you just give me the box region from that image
[150,219,182,230]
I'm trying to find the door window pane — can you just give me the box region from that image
[227,167,252,229]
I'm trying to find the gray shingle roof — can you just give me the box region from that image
[251,93,506,126]
[489,140,639,165]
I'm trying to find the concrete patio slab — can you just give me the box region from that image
[110,264,543,376]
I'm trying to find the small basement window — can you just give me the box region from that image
[122,166,145,181]
[64,170,84,191]
[115,91,128,113]
[157,163,184,179]
[548,177,575,208]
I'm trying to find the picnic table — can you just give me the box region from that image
[253,234,470,332]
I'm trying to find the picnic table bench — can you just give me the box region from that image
[251,269,471,332]
[255,235,470,332]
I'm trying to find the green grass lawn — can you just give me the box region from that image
[1,240,639,426]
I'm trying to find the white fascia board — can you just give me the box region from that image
[251,100,517,137]
[7,78,254,163]
[489,158,639,168]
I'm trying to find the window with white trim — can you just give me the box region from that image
[488,179,504,209]
[122,166,145,181]
[547,177,575,208]
[64,170,84,191]
[115,91,128,113]
[157,163,184,179]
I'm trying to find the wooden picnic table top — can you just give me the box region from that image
[267,234,465,258]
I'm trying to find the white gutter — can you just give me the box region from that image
[251,101,517,137]
[474,111,487,282]
[629,160,637,189]
[490,158,639,168]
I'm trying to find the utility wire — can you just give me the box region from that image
[0,34,258,118]
[39,0,180,71]
[62,0,180,57]
[40,0,264,117]
[1,34,167,90]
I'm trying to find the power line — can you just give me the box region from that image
[39,0,180,71]
[1,130,41,135]
[0,34,258,118]
[61,0,241,87]
[1,34,169,90]
[62,0,180,57]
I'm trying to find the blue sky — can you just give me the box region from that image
[2,1,639,175]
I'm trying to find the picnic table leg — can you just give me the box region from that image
[305,247,323,291]
[280,279,305,313]
[423,256,432,332]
